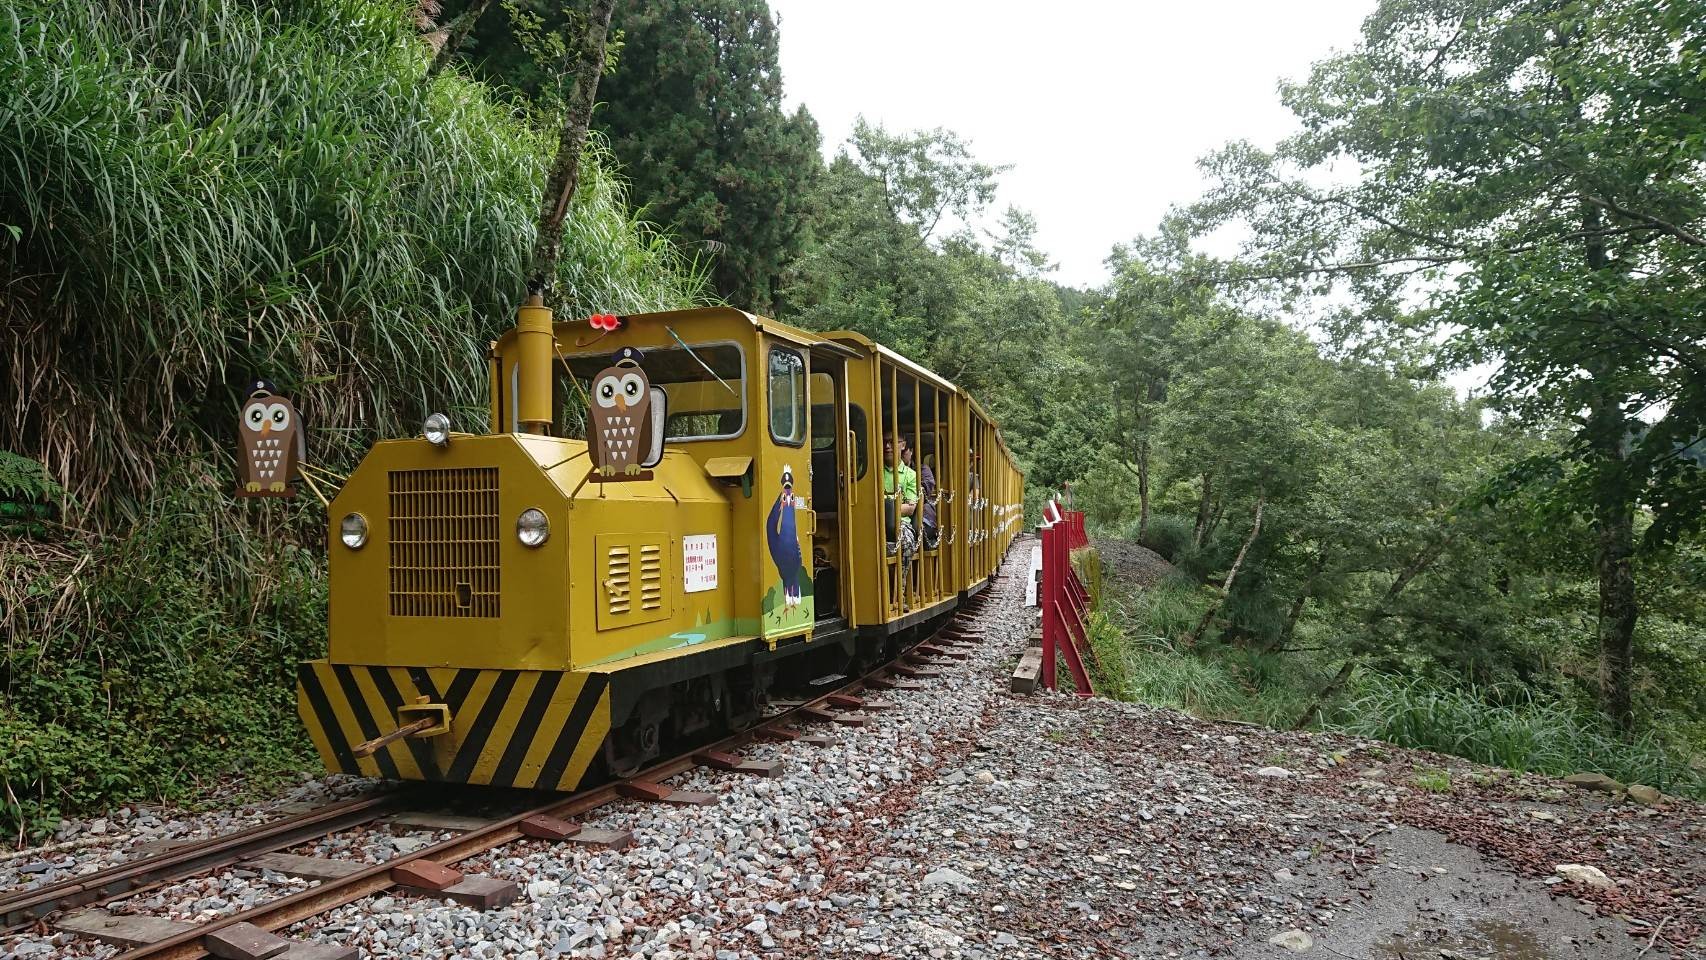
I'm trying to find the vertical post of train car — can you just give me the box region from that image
[515,293,555,435]
[912,376,923,608]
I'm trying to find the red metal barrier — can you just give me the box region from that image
[1039,511,1095,697]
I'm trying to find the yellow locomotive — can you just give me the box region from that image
[296,302,1023,788]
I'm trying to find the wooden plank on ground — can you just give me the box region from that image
[1010,647,1043,694]
[244,852,366,882]
[385,812,499,832]
[58,908,197,947]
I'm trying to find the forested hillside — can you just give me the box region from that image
[1,0,1702,840]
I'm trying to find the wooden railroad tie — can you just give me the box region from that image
[392,860,519,909]
[825,693,864,709]
[695,750,786,778]
[242,852,365,882]
[617,781,718,806]
[831,712,870,727]
[796,704,841,724]
[518,814,581,841]
[205,921,359,960]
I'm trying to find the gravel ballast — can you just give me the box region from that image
[5,532,1701,958]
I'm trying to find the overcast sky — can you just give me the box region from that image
[767,0,1376,290]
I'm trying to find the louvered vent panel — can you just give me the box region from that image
[605,544,631,616]
[388,467,500,618]
[639,544,664,611]
[595,533,671,631]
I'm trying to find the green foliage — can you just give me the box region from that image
[0,451,62,504]
[0,0,698,841]
[1,465,326,840]
[1411,767,1453,793]
[593,0,822,313]
[1188,0,1706,729]
[1130,514,1193,562]
[1331,674,1703,798]
[0,0,698,508]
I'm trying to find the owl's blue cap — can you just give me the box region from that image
[611,346,645,366]
[247,379,277,398]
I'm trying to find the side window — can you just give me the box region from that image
[768,347,806,446]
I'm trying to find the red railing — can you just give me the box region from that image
[1039,503,1095,696]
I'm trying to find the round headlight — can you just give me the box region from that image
[424,412,451,447]
[517,507,549,547]
[339,512,368,549]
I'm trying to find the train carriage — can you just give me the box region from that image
[297,304,1022,789]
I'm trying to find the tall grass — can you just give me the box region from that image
[1,0,701,509]
[0,0,702,841]
[1330,673,1704,796]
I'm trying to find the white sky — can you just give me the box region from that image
[768,0,1376,290]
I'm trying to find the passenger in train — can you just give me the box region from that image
[883,432,918,558]
[906,438,939,549]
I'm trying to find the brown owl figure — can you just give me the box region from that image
[588,347,665,480]
[238,380,303,496]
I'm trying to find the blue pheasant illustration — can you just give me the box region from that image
[766,465,803,608]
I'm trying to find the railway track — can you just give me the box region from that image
[2,595,996,960]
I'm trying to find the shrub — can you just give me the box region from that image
[1329,673,1703,797]
[1134,514,1194,562]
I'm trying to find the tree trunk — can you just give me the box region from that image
[1192,471,1213,547]
[424,0,494,80]
[1134,376,1163,542]
[1295,659,1356,730]
[1577,207,1639,732]
[1367,535,1451,622]
[1135,431,1151,543]
[1264,551,1327,655]
[529,0,618,289]
[1184,495,1263,647]
[1573,201,1640,734]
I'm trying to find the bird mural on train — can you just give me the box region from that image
[237,380,302,496]
[588,346,659,478]
[767,465,803,608]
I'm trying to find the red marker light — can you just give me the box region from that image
[588,313,622,331]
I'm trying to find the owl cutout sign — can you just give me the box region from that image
[237,380,304,497]
[588,346,667,482]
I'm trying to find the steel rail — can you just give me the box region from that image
[1,791,407,931]
[113,621,971,960]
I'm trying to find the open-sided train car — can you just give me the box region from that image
[296,304,1022,789]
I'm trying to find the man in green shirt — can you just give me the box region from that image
[883,432,918,556]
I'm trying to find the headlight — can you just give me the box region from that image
[339,513,368,549]
[517,508,549,547]
[424,412,451,447]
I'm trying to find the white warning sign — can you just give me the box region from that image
[683,534,718,592]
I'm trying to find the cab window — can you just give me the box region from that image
[768,347,806,446]
[556,342,745,441]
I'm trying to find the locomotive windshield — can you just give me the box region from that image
[556,342,745,441]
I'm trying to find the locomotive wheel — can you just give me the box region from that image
[724,680,766,731]
[603,718,659,780]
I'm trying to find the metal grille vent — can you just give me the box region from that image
[638,544,663,611]
[605,544,631,616]
[388,467,500,618]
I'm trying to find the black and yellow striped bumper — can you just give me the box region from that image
[295,661,612,791]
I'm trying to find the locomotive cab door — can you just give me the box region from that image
[761,341,815,640]
[807,350,857,624]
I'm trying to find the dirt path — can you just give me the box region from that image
[873,536,1703,958]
